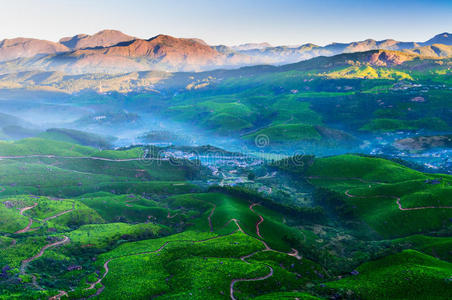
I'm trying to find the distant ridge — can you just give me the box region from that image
[0,48,449,94]
[0,38,69,62]
[0,31,450,73]
[422,32,452,46]
[231,42,272,51]
[59,29,135,50]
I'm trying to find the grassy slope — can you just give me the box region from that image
[243,124,322,143]
[325,250,452,299]
[301,155,452,238]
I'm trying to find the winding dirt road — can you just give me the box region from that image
[84,230,244,295]
[14,201,75,234]
[306,175,451,211]
[48,290,68,300]
[42,208,74,222]
[18,202,38,216]
[14,202,38,234]
[20,236,70,274]
[247,203,301,257]
[0,155,168,162]
[227,202,312,299]
[207,203,217,232]
[230,266,274,300]
[240,251,262,263]
[307,176,384,184]
[19,237,69,293]
[166,211,178,219]
[82,201,301,298]
[231,219,244,233]
[86,241,172,291]
[42,202,75,223]
[345,190,452,211]
[288,248,302,260]
[249,203,264,239]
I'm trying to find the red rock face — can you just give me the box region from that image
[66,35,224,72]
[0,31,448,74]
[0,38,69,61]
[367,50,413,66]
[59,30,135,50]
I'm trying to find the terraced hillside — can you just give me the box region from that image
[0,137,451,299]
[276,154,452,238]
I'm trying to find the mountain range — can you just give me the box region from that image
[0,30,450,74]
[0,48,450,94]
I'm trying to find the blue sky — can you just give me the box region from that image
[0,0,450,46]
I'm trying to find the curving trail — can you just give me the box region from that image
[230,266,274,300]
[247,203,301,257]
[345,190,452,211]
[15,202,38,234]
[48,290,68,300]
[249,203,264,239]
[86,260,112,291]
[229,204,308,299]
[85,241,172,292]
[231,219,244,233]
[84,201,302,298]
[84,231,243,295]
[240,251,261,263]
[84,207,247,295]
[86,241,171,291]
[20,235,70,292]
[15,218,35,234]
[18,202,38,215]
[166,211,178,219]
[0,155,168,162]
[15,201,76,234]
[306,175,452,211]
[396,198,452,211]
[207,203,217,232]
[20,236,70,274]
[216,218,240,232]
[42,208,74,222]
[306,176,384,185]
[288,248,302,260]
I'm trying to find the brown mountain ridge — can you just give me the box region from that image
[0,30,450,74]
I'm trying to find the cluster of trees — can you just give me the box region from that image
[270,155,315,176]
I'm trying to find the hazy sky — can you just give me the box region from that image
[0,0,450,46]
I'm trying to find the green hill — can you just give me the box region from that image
[325,250,452,299]
[38,128,114,149]
[276,154,452,238]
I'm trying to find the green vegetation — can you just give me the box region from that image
[78,192,170,223]
[244,124,322,143]
[0,47,451,298]
[38,128,114,149]
[324,250,452,299]
[276,154,452,238]
[361,117,450,132]
[326,66,413,80]
[67,222,163,249]
[0,138,95,157]
[392,235,452,262]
